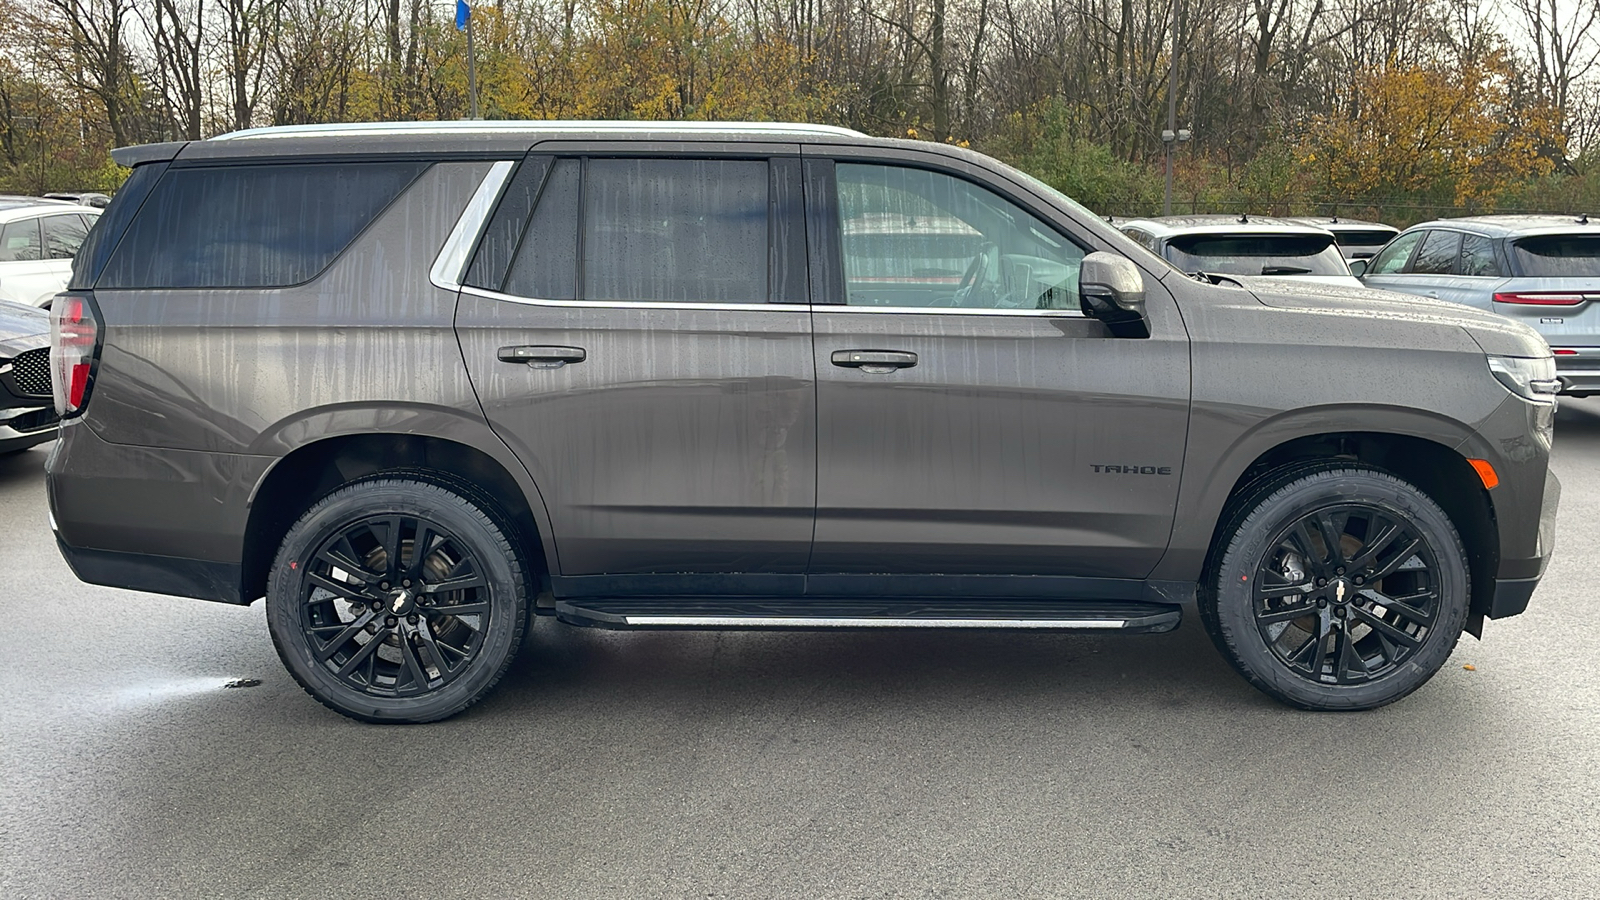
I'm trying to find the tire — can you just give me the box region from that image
[266,477,529,723]
[1202,464,1468,711]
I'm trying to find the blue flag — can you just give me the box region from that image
[455,0,470,30]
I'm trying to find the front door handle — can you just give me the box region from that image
[831,350,918,374]
[498,345,586,368]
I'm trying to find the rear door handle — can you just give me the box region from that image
[831,350,918,374]
[498,345,586,368]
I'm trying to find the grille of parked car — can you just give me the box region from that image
[9,348,51,398]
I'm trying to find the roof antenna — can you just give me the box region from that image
[1331,214,1340,223]
[1580,213,1590,225]
[1238,212,1249,224]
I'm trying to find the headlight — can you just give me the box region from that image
[1487,355,1560,403]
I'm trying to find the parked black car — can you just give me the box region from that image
[0,298,57,453]
[47,122,1559,722]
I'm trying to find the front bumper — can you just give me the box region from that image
[0,405,58,452]
[1487,467,1560,618]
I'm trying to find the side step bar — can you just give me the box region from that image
[555,598,1181,634]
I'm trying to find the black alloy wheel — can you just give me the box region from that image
[266,478,528,723]
[1203,465,1469,710]
[1251,504,1440,685]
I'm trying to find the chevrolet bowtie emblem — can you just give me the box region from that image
[1336,581,1346,603]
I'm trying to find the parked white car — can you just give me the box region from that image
[0,198,101,309]
[1117,215,1363,287]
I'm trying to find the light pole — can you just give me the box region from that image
[1161,9,1191,216]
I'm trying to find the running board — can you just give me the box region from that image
[554,598,1181,633]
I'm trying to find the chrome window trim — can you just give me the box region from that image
[459,284,811,313]
[825,304,1086,318]
[622,615,1128,629]
[461,284,1086,317]
[429,160,517,292]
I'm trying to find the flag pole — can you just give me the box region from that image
[466,10,480,119]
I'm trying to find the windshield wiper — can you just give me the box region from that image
[1260,265,1314,275]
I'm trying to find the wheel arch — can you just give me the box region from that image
[1196,430,1498,624]
[240,431,555,605]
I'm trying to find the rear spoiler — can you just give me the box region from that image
[110,141,188,167]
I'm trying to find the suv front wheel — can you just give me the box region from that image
[1203,465,1469,710]
[265,477,529,723]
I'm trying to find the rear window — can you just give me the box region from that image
[1165,234,1347,276]
[98,161,426,289]
[1511,235,1600,277]
[1331,229,1396,248]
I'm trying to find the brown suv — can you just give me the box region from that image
[47,121,1560,721]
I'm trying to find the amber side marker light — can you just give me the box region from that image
[1468,458,1499,490]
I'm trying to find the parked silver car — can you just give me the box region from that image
[1357,215,1598,396]
[1117,215,1361,287]
[1291,217,1400,261]
[0,197,102,308]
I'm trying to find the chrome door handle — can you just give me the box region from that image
[831,350,918,374]
[497,345,586,368]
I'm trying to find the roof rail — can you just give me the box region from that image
[209,120,868,141]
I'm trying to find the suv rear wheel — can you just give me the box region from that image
[265,477,528,723]
[1202,465,1469,710]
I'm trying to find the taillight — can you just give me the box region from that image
[1493,292,1588,305]
[50,291,101,417]
[1553,348,1578,355]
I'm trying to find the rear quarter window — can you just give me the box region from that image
[98,161,426,289]
[1512,235,1600,277]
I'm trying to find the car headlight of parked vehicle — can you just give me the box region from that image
[1487,355,1560,403]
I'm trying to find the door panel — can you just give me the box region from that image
[455,149,817,579]
[806,159,1190,579]
[458,299,816,575]
[810,307,1189,577]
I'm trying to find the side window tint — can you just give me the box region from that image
[1366,231,1422,275]
[43,215,91,259]
[100,161,426,289]
[582,158,768,303]
[1410,230,1461,275]
[503,158,579,301]
[466,156,552,291]
[835,163,1084,310]
[1460,234,1501,277]
[0,219,42,262]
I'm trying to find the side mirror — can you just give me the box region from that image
[1079,251,1150,338]
[1348,258,1369,277]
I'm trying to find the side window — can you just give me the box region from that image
[1410,230,1461,275]
[43,215,91,260]
[584,158,768,303]
[1367,231,1422,275]
[1460,234,1502,277]
[99,161,426,289]
[0,219,42,262]
[502,158,579,301]
[835,163,1084,310]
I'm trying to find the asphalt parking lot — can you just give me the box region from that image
[4,403,1600,899]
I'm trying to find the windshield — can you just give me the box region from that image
[1165,234,1349,276]
[1512,235,1600,277]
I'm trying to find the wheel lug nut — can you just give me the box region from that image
[1336,567,1345,575]
[402,579,411,587]
[1316,578,1327,587]
[1317,598,1327,608]
[385,616,397,627]
[407,615,418,625]
[380,581,390,590]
